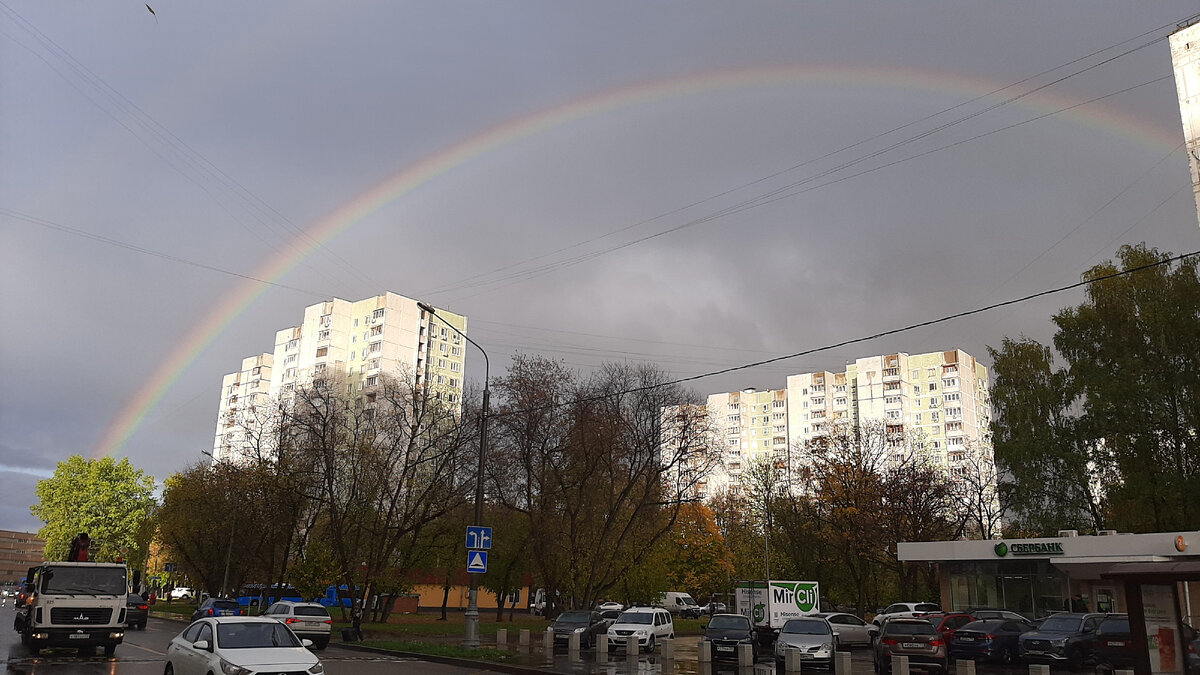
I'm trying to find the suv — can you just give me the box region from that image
[262,601,332,649]
[873,603,944,626]
[168,587,193,601]
[703,613,760,662]
[1019,612,1109,670]
[872,617,948,674]
[190,597,243,621]
[1086,615,1137,669]
[607,607,674,653]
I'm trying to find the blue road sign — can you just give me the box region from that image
[164,563,176,573]
[466,550,488,574]
[465,526,492,550]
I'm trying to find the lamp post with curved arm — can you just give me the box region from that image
[417,302,488,649]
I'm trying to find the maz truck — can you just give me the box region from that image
[13,561,128,656]
[735,580,821,630]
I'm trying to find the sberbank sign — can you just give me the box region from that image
[994,541,1065,557]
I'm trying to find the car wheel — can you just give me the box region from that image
[998,646,1015,665]
[140,621,147,630]
[164,664,174,675]
[1067,648,1084,671]
[644,635,655,653]
[316,638,329,650]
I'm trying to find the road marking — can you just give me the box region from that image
[124,640,167,656]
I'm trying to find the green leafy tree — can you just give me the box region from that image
[31,455,156,562]
[663,502,735,602]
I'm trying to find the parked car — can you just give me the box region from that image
[168,587,194,601]
[813,612,874,647]
[125,593,149,630]
[1019,612,1109,670]
[966,608,1032,622]
[607,607,674,653]
[701,601,728,615]
[551,610,610,649]
[15,581,34,606]
[262,600,333,650]
[871,617,949,674]
[923,613,976,646]
[951,618,1036,664]
[776,616,837,668]
[164,616,320,675]
[1182,623,1198,675]
[703,613,760,662]
[595,601,624,612]
[1087,616,1137,669]
[873,603,944,626]
[190,597,244,621]
[658,591,702,618]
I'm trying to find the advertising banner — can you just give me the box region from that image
[735,580,820,628]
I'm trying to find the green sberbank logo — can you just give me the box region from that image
[994,541,1064,557]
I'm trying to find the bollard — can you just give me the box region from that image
[597,634,609,662]
[754,664,775,675]
[496,628,507,649]
[626,634,639,656]
[697,662,714,675]
[699,639,712,662]
[957,659,976,675]
[1029,665,1050,675]
[662,637,675,660]
[738,642,754,667]
[892,654,911,675]
[785,648,804,673]
[1114,670,1134,675]
[835,650,852,675]
[542,628,553,654]
[519,628,530,647]
[568,632,581,660]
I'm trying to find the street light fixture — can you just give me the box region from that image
[416,301,488,649]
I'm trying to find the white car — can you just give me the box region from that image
[165,616,323,675]
[263,600,333,649]
[871,602,943,626]
[812,611,874,646]
[168,587,194,601]
[607,607,674,653]
[596,601,624,612]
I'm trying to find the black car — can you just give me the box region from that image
[702,613,760,661]
[1019,612,1110,670]
[551,610,609,649]
[126,593,149,630]
[1087,616,1137,669]
[951,618,1036,664]
[190,597,243,621]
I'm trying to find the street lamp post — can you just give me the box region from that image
[417,302,488,649]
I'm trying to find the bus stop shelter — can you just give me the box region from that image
[1100,560,1200,675]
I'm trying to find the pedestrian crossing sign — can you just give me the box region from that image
[467,550,488,574]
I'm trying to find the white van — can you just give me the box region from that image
[607,606,674,653]
[658,591,702,618]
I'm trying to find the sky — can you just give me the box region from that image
[2,2,1198,532]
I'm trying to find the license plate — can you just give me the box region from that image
[717,646,734,652]
[1107,641,1125,647]
[958,637,975,642]
[219,610,234,616]
[1027,650,1044,655]
[69,633,90,640]
[903,643,923,648]
[800,653,814,658]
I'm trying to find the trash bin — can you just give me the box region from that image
[341,628,356,642]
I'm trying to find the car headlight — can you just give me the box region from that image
[574,627,587,634]
[822,642,834,651]
[1051,638,1068,647]
[307,664,325,675]
[636,629,648,636]
[219,660,252,675]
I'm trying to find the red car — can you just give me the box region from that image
[922,613,977,646]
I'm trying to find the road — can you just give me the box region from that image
[0,608,508,674]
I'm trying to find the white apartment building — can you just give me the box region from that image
[1171,19,1200,227]
[695,349,992,497]
[213,292,467,462]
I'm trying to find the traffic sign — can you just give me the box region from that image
[466,550,488,574]
[164,563,176,573]
[465,526,492,550]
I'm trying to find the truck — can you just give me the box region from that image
[735,580,821,630]
[13,561,128,656]
[658,591,703,618]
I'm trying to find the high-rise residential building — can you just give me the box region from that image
[0,529,44,584]
[213,292,467,462]
[1171,19,1200,228]
[695,349,992,497]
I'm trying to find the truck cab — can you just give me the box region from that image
[13,562,128,656]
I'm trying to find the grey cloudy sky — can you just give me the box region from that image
[2,2,1198,532]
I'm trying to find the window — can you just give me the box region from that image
[930,411,939,422]
[451,361,461,372]
[835,397,846,406]
[728,403,740,411]
[372,308,384,320]
[886,409,901,420]
[728,439,739,446]
[913,384,921,394]
[885,396,901,405]
[945,392,961,402]
[942,377,959,389]
[929,382,938,391]
[452,346,461,356]
[368,358,380,370]
[835,384,846,393]
[286,339,298,350]
[438,358,447,369]
[349,350,356,361]
[440,326,447,338]
[366,376,378,386]
[351,335,357,343]
[915,413,922,424]
[773,412,784,420]
[314,363,326,374]
[437,375,445,385]
[284,354,297,365]
[319,314,332,327]
[911,370,920,379]
[884,382,900,391]
[810,410,825,418]
[316,346,328,357]
[946,421,963,432]
[927,368,936,377]
[773,400,785,408]
[318,329,330,341]
[449,378,458,388]
[947,407,962,419]
[947,436,965,447]
[883,367,899,376]
[727,415,738,422]
[369,341,382,354]
[371,325,383,336]
[440,342,449,354]
[929,397,939,408]
[812,397,825,405]
[354,318,359,327]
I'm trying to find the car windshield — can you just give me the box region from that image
[40,566,126,595]
[295,607,329,617]
[679,594,698,606]
[885,621,937,636]
[915,604,942,612]
[708,615,750,630]
[616,612,653,625]
[1038,616,1083,633]
[557,611,591,624]
[210,600,240,610]
[217,622,302,649]
[782,619,830,634]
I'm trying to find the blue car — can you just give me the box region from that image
[952,618,1036,664]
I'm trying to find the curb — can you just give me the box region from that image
[326,642,563,675]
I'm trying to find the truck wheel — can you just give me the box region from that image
[104,644,116,657]
[1067,648,1084,671]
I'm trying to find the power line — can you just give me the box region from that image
[496,250,1200,417]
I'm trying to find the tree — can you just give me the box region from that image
[662,502,735,603]
[990,244,1199,533]
[31,455,156,563]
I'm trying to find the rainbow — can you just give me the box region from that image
[89,64,1183,458]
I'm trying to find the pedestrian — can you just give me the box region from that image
[351,602,364,641]
[1070,594,1088,612]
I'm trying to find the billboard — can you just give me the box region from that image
[735,580,820,628]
